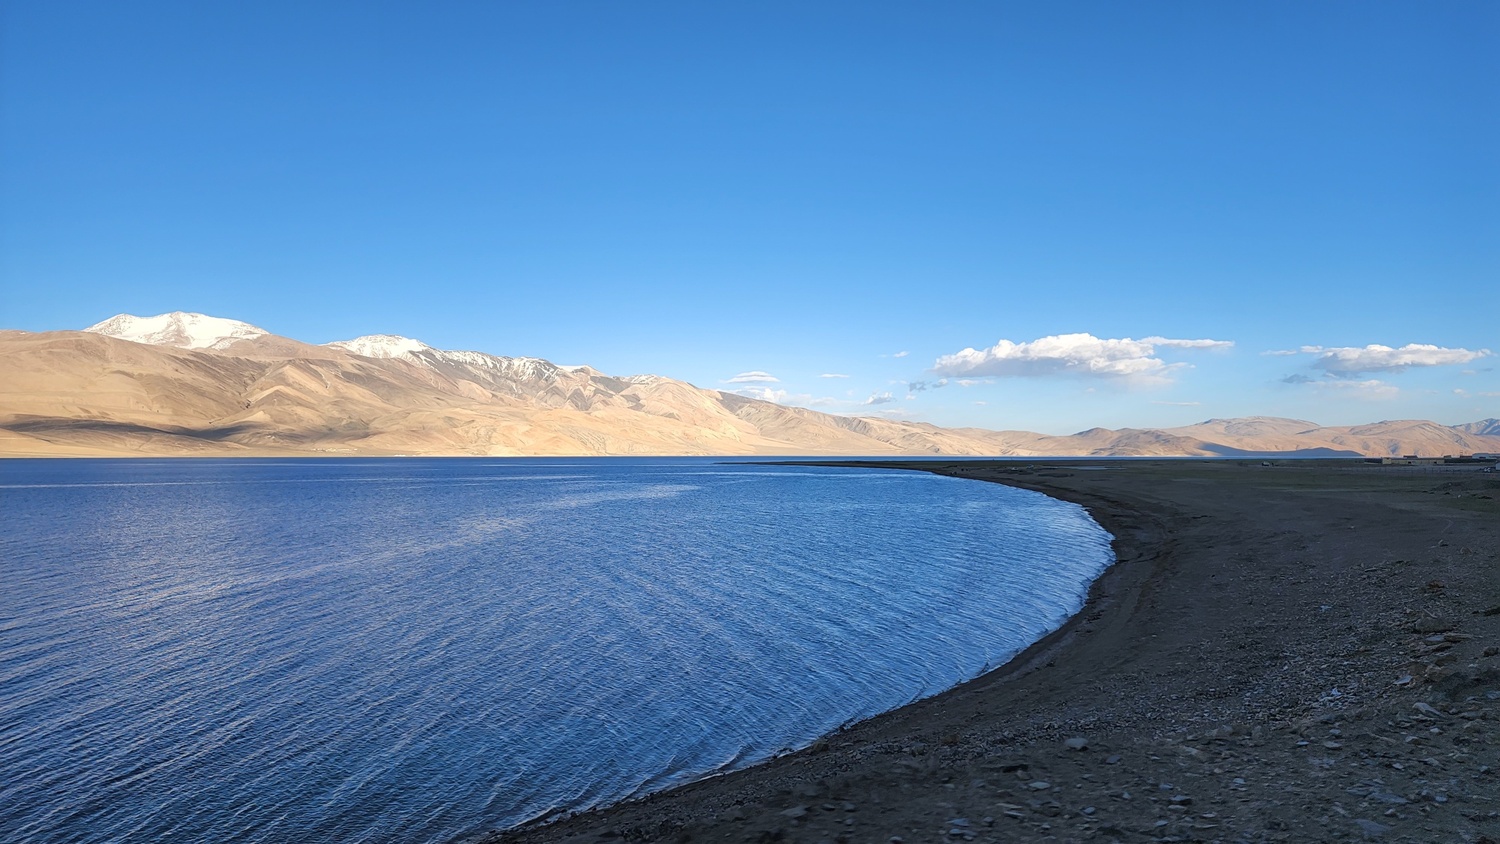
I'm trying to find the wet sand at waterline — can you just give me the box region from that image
[484,460,1500,844]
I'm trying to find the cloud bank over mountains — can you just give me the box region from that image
[1272,344,1490,404]
[932,334,1233,382]
[1303,344,1491,376]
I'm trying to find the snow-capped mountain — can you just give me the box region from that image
[326,334,565,383]
[86,312,268,351]
[325,334,435,359]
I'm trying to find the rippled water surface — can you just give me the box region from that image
[0,458,1112,843]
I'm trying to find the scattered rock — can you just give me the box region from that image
[1064,737,1089,751]
[778,806,807,819]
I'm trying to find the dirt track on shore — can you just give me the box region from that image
[483,460,1500,844]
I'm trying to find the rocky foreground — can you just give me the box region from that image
[481,460,1500,844]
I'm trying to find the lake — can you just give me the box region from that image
[0,458,1112,843]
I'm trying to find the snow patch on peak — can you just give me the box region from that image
[326,334,434,359]
[85,312,269,350]
[438,351,562,381]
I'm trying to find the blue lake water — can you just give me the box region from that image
[0,458,1113,843]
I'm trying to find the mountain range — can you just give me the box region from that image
[2,312,1497,459]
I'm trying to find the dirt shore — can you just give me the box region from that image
[482,460,1500,844]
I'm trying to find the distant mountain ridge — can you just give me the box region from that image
[1455,418,1500,437]
[2,312,1497,458]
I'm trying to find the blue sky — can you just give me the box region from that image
[3,1,1496,433]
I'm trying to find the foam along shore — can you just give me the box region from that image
[479,459,1500,844]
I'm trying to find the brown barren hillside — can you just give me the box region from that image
[2,324,1498,458]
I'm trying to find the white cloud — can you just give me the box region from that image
[932,333,1232,382]
[731,386,838,407]
[732,386,788,402]
[893,351,909,358]
[819,373,850,378]
[722,371,779,384]
[1312,379,1400,400]
[863,391,896,405]
[1304,344,1492,376]
[1262,349,1300,357]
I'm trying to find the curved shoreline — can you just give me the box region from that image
[482,459,1500,844]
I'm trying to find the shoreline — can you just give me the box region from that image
[483,459,1500,843]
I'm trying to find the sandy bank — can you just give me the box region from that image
[482,460,1500,844]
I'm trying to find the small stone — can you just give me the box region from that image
[779,805,808,819]
[1028,781,1051,790]
[1081,806,1096,815]
[1064,737,1088,751]
[1170,795,1193,805]
[1353,818,1391,836]
[1414,702,1443,717]
[1324,740,1344,749]
[1104,754,1121,765]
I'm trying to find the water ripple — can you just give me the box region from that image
[0,458,1112,844]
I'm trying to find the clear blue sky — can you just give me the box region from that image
[3,1,1496,433]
